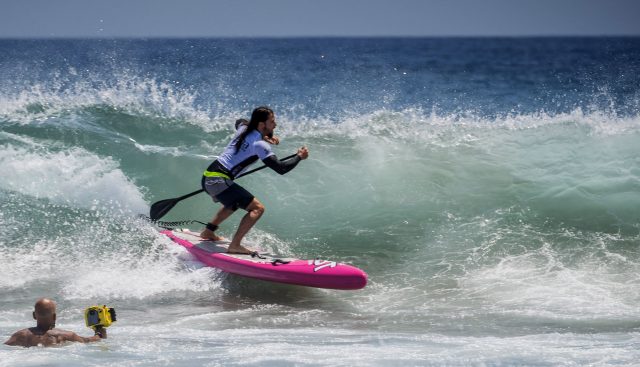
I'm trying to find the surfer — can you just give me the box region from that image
[201,106,308,254]
[4,298,106,347]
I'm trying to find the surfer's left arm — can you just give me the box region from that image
[264,133,279,145]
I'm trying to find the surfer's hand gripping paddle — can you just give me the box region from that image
[149,153,298,220]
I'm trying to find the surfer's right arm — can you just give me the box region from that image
[262,146,308,175]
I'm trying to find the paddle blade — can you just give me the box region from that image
[149,198,179,220]
[149,189,205,221]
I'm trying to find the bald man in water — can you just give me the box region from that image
[4,298,106,347]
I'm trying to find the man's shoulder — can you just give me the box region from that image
[11,327,74,338]
[253,139,273,157]
[13,328,33,337]
[247,129,263,140]
[252,139,271,148]
[4,328,31,346]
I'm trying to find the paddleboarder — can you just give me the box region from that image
[201,106,308,254]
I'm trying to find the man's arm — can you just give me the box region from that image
[262,155,302,175]
[66,327,107,343]
[264,134,279,145]
[262,146,308,174]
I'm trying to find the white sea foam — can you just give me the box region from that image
[276,107,640,146]
[0,73,222,130]
[0,219,223,299]
[0,144,147,213]
[132,141,192,157]
[2,327,637,367]
[3,74,638,143]
[130,138,214,160]
[61,232,223,300]
[459,242,640,321]
[0,240,65,289]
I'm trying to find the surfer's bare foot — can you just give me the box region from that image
[200,228,226,241]
[227,243,254,255]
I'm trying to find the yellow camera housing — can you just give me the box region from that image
[84,305,116,330]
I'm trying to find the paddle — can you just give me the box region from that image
[149,153,298,220]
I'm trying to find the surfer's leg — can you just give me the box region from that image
[227,198,265,254]
[200,206,234,241]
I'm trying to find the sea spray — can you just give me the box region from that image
[1,37,639,366]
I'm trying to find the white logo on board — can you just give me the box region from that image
[309,259,336,272]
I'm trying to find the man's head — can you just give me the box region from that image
[234,106,275,153]
[250,106,273,125]
[250,106,276,137]
[32,298,56,330]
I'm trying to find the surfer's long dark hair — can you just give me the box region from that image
[234,106,273,154]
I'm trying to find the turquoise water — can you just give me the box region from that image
[1,38,639,366]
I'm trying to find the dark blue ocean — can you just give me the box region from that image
[1,38,639,366]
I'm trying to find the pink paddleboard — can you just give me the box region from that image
[162,229,367,290]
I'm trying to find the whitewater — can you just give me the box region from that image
[0,38,639,366]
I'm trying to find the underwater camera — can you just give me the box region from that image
[84,305,116,330]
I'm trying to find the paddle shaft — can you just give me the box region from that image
[149,153,298,220]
